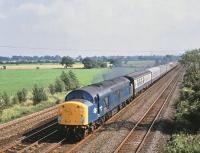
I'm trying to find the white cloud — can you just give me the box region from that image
[1,0,200,56]
[0,13,6,19]
[18,2,49,16]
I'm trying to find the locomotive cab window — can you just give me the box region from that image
[104,97,109,109]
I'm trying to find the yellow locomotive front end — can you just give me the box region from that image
[58,90,98,138]
[58,101,89,126]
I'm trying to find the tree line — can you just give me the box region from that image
[0,55,62,63]
[0,55,179,66]
[61,56,108,68]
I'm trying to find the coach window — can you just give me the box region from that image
[104,97,109,109]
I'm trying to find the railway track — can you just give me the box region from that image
[0,105,58,140]
[0,119,59,152]
[0,105,59,151]
[113,69,180,153]
[14,130,64,153]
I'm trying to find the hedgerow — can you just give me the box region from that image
[165,49,200,152]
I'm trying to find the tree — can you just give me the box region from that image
[12,95,19,104]
[60,56,75,68]
[82,57,95,69]
[82,57,107,68]
[60,71,72,90]
[0,92,10,108]
[54,79,65,92]
[68,70,80,89]
[171,49,200,132]
[180,49,200,73]
[109,59,122,67]
[76,55,83,62]
[98,61,107,68]
[48,84,56,95]
[32,84,48,104]
[59,71,80,91]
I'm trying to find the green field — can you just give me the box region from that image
[0,63,84,69]
[0,68,107,95]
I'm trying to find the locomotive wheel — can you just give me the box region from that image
[75,128,85,140]
[101,116,106,123]
[84,129,89,137]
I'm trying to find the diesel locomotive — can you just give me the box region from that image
[58,62,177,138]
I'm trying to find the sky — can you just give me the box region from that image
[0,0,199,57]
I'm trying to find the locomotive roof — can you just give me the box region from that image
[79,76,130,98]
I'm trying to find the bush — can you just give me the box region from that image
[12,95,19,104]
[32,84,48,105]
[68,70,80,89]
[0,92,10,108]
[165,133,200,153]
[0,98,56,123]
[0,104,31,123]
[60,71,80,91]
[54,79,65,92]
[60,71,72,90]
[16,88,28,103]
[48,84,56,95]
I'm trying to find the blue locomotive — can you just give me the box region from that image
[58,62,177,137]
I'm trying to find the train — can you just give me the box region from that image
[58,62,178,138]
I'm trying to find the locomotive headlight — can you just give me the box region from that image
[80,117,85,123]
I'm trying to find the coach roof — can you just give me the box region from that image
[125,70,151,79]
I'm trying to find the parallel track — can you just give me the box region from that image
[1,120,58,153]
[0,105,59,146]
[113,69,180,153]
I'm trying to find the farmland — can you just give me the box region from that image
[0,68,107,95]
[0,60,157,95]
[0,63,84,69]
[0,61,148,123]
[0,66,109,122]
[0,61,153,95]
